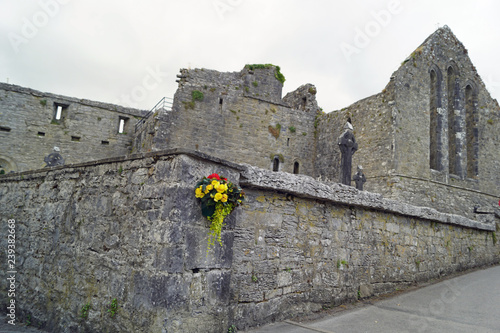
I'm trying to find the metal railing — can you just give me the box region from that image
[135,97,173,133]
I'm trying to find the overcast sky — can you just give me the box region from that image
[1,0,500,113]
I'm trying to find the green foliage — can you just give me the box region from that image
[492,231,497,245]
[195,175,245,251]
[245,64,286,84]
[40,99,47,106]
[26,315,31,326]
[80,303,91,319]
[337,259,348,269]
[251,274,258,283]
[308,86,317,95]
[252,81,258,87]
[192,90,204,101]
[288,126,296,133]
[118,166,123,175]
[487,119,494,125]
[207,203,233,249]
[183,101,195,109]
[107,298,118,318]
[228,324,238,333]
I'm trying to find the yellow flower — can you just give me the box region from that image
[221,194,228,202]
[211,180,219,187]
[214,192,223,202]
[216,183,227,193]
[195,187,204,198]
[205,184,213,193]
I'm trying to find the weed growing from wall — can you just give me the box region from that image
[80,303,91,319]
[107,298,118,318]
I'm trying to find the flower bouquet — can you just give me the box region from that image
[195,173,245,250]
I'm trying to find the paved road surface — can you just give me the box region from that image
[245,265,500,333]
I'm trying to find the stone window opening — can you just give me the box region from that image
[71,136,81,142]
[101,140,109,145]
[55,105,62,120]
[287,138,290,146]
[447,65,459,175]
[53,103,69,123]
[272,156,280,172]
[37,132,45,137]
[0,126,11,132]
[429,66,443,171]
[293,161,300,174]
[302,97,307,110]
[118,117,129,134]
[465,83,478,178]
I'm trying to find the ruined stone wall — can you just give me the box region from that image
[0,83,145,172]
[1,151,498,332]
[314,88,395,190]
[388,26,500,216]
[314,27,500,218]
[134,66,320,175]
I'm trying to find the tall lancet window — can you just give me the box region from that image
[429,67,443,171]
[465,84,478,178]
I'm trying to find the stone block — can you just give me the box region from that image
[359,284,373,298]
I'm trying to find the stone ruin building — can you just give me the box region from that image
[2,26,498,220]
[1,25,499,333]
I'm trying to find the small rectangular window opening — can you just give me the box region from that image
[55,105,63,120]
[101,140,110,145]
[119,119,125,133]
[118,117,129,134]
[0,126,11,132]
[71,136,81,142]
[38,132,45,136]
[53,103,69,123]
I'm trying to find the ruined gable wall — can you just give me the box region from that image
[389,27,500,217]
[0,83,145,172]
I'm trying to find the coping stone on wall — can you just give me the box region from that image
[239,164,496,231]
[0,147,494,232]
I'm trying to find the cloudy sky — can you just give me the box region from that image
[1,0,500,113]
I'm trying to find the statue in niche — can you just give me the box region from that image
[44,147,65,167]
[353,165,366,190]
[338,121,358,186]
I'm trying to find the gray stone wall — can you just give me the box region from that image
[134,66,320,176]
[388,26,500,216]
[317,26,500,218]
[1,151,498,332]
[0,83,145,172]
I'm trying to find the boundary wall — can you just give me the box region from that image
[0,150,498,332]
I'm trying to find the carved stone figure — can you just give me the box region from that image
[353,165,366,190]
[44,147,65,167]
[338,122,358,186]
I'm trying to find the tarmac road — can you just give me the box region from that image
[244,265,500,333]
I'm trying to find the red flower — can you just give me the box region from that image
[207,173,221,180]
